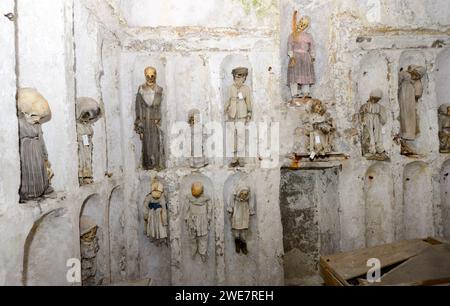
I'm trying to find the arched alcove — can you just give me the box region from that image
[440,159,450,236]
[178,173,216,285]
[79,194,106,286]
[436,47,450,105]
[356,52,389,106]
[398,50,430,153]
[137,177,171,285]
[223,172,258,285]
[108,186,127,283]
[130,56,167,171]
[22,208,74,286]
[403,162,434,239]
[364,163,394,247]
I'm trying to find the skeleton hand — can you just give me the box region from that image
[289,57,296,67]
[45,160,54,181]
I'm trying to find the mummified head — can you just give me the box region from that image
[76,97,102,124]
[292,10,311,34]
[311,99,326,115]
[17,88,51,125]
[232,67,248,87]
[191,182,204,198]
[237,186,250,202]
[144,67,157,86]
[151,179,164,200]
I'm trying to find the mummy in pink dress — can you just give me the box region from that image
[288,13,316,99]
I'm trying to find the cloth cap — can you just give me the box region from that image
[232,67,248,76]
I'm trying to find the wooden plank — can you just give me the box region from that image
[319,258,349,286]
[321,239,432,281]
[429,236,450,245]
[376,244,450,286]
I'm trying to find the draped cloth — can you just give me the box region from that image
[288,32,316,85]
[77,122,94,182]
[143,194,168,240]
[19,116,50,201]
[135,85,164,170]
[399,71,418,140]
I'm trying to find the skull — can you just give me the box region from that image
[76,97,102,124]
[144,67,157,86]
[17,88,51,125]
[191,182,204,198]
[297,16,311,32]
[237,186,250,202]
[151,179,164,200]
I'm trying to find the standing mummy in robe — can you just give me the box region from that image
[188,109,208,168]
[398,65,426,155]
[225,67,253,167]
[227,184,255,255]
[143,179,168,244]
[135,67,165,170]
[185,182,212,262]
[76,98,102,186]
[288,11,316,99]
[360,89,388,160]
[17,88,54,202]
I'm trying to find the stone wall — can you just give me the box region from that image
[0,0,448,286]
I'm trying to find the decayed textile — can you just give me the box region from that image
[143,193,168,240]
[135,85,164,170]
[19,116,50,201]
[288,32,316,85]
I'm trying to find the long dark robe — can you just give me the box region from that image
[19,116,50,201]
[399,71,417,140]
[135,85,164,170]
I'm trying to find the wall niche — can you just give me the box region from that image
[177,173,216,285]
[279,168,340,285]
[79,194,106,286]
[364,163,394,247]
[22,208,74,286]
[223,173,258,285]
[137,177,171,285]
[403,162,434,239]
[108,186,127,284]
[440,160,450,237]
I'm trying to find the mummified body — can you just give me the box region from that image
[360,89,388,160]
[135,67,165,170]
[398,65,426,155]
[185,182,212,262]
[439,104,450,153]
[227,184,255,255]
[80,216,100,286]
[143,179,168,244]
[224,67,253,167]
[76,98,102,186]
[306,100,335,160]
[288,11,316,99]
[17,88,54,202]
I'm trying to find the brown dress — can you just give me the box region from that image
[135,85,165,170]
[19,116,50,201]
